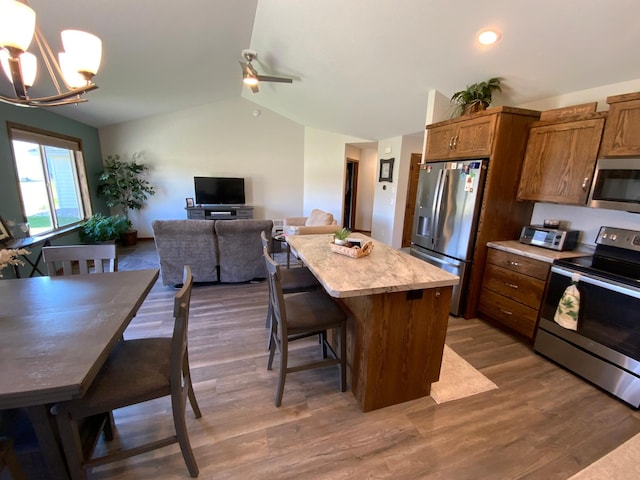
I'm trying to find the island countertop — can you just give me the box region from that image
[287,233,459,298]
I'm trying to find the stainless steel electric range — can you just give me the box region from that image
[534,226,640,408]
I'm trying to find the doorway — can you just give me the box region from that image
[344,159,359,230]
[401,153,422,247]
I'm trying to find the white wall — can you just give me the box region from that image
[356,147,377,231]
[99,97,305,237]
[518,78,640,245]
[303,127,370,225]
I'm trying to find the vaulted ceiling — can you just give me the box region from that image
[10,0,640,140]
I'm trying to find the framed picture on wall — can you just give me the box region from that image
[0,216,12,243]
[185,197,195,208]
[379,158,394,182]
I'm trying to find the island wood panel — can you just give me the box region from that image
[339,286,452,412]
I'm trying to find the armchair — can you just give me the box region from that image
[283,209,338,235]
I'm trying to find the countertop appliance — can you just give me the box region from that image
[588,157,640,213]
[519,225,580,251]
[410,160,487,315]
[534,226,640,407]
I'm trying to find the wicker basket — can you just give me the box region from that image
[329,240,374,258]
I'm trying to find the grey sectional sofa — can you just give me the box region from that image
[152,219,273,286]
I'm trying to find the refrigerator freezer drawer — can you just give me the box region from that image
[410,246,467,316]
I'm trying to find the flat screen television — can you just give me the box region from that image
[194,176,245,205]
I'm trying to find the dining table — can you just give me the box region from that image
[0,268,159,478]
[287,233,459,411]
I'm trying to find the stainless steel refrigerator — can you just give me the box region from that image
[410,159,488,316]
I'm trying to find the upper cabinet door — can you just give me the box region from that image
[517,117,605,204]
[424,114,496,161]
[600,95,640,157]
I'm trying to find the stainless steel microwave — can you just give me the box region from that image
[588,157,640,213]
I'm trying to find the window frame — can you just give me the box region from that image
[7,122,93,234]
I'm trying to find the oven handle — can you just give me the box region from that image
[551,265,640,299]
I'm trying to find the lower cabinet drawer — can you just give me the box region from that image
[483,263,545,308]
[478,289,539,339]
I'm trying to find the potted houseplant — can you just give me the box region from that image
[79,213,131,244]
[333,227,351,245]
[97,154,155,246]
[450,77,503,117]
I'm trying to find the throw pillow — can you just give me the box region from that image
[305,209,334,226]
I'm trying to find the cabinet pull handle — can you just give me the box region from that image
[505,282,519,289]
[453,135,459,149]
[499,308,513,316]
[582,177,590,190]
[508,261,519,266]
[449,137,455,150]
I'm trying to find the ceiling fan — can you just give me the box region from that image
[239,49,292,93]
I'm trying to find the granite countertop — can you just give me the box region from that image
[487,240,593,263]
[287,233,459,298]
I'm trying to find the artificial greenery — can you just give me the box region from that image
[334,227,351,241]
[97,154,155,222]
[79,213,131,244]
[450,77,503,117]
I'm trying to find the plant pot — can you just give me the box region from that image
[334,239,347,246]
[463,102,488,115]
[119,230,138,247]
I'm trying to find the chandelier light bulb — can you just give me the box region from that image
[61,30,102,77]
[0,0,36,52]
[243,76,259,86]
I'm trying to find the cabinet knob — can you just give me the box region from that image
[505,282,519,289]
[582,177,590,190]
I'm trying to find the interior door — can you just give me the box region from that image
[402,153,422,247]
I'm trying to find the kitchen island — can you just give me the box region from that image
[287,233,459,411]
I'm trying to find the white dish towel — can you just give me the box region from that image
[553,275,580,331]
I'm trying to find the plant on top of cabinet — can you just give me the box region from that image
[450,77,503,117]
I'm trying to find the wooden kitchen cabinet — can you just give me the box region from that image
[516,113,606,204]
[422,107,540,319]
[600,91,640,157]
[478,248,550,339]
[424,114,496,160]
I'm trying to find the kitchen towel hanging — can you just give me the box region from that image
[553,274,581,331]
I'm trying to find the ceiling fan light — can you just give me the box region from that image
[61,29,102,76]
[243,75,258,86]
[0,0,36,51]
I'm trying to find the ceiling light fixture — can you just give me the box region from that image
[477,29,501,46]
[0,0,102,108]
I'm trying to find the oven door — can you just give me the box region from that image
[539,265,640,366]
[535,265,640,406]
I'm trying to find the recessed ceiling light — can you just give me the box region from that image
[478,29,501,46]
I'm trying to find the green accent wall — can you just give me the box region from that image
[0,102,108,277]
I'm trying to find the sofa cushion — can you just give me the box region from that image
[215,219,273,283]
[305,209,334,226]
[152,220,219,286]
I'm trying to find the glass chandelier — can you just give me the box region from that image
[0,0,102,107]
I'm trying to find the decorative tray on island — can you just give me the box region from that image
[329,239,374,258]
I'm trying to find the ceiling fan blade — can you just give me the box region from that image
[256,75,293,84]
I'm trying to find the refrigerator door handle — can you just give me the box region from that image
[432,169,448,246]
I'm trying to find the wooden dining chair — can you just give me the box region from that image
[260,231,320,346]
[42,244,117,276]
[0,437,27,480]
[263,248,347,407]
[51,266,202,479]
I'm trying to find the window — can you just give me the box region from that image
[8,124,91,235]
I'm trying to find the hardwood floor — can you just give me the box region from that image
[67,242,640,478]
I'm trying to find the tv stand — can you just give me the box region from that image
[186,205,253,220]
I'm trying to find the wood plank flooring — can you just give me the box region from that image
[51,242,640,478]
